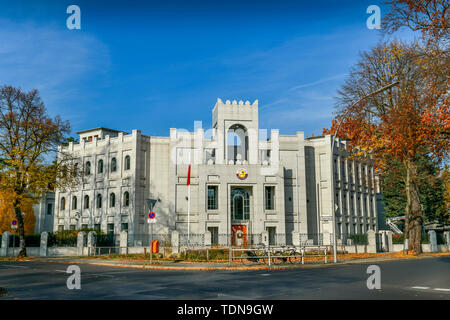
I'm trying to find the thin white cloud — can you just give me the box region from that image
[289,73,347,91]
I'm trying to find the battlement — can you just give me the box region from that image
[215,98,258,108]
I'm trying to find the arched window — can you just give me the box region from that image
[60,197,66,211]
[85,161,91,175]
[111,158,117,172]
[231,188,250,220]
[98,159,103,174]
[110,193,115,207]
[84,195,89,209]
[72,196,77,210]
[124,155,131,170]
[123,191,130,207]
[227,124,248,162]
[97,194,102,208]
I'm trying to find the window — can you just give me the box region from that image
[98,159,103,174]
[69,225,76,231]
[58,225,64,231]
[110,193,115,207]
[85,161,91,175]
[81,224,88,229]
[265,186,275,210]
[96,194,102,208]
[207,186,218,210]
[47,203,53,215]
[60,197,66,211]
[266,227,276,245]
[94,224,100,231]
[107,223,114,234]
[231,188,250,220]
[111,158,117,172]
[121,223,128,232]
[84,195,89,209]
[72,196,77,210]
[208,227,219,245]
[123,192,130,207]
[73,163,78,176]
[124,155,131,170]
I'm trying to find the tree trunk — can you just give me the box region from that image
[14,199,27,257]
[405,161,423,254]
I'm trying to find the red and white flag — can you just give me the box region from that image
[187,164,191,186]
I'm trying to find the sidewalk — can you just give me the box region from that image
[26,252,449,271]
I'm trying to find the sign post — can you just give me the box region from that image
[11,220,17,254]
[147,211,156,264]
[145,199,158,264]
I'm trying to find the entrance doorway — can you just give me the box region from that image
[232,225,247,247]
[230,187,252,246]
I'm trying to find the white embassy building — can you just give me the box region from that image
[55,98,380,246]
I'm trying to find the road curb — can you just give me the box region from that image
[25,253,449,271]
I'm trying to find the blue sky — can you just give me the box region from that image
[0,0,416,138]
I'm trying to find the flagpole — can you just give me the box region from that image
[187,183,191,246]
[187,164,191,247]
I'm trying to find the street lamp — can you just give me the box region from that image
[330,81,399,263]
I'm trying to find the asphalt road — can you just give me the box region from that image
[0,256,449,300]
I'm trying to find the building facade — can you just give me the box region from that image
[54,99,380,246]
[33,192,55,234]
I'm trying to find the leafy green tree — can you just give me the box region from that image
[381,150,447,224]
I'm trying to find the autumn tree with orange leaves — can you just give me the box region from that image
[324,41,449,254]
[0,190,35,234]
[0,86,77,257]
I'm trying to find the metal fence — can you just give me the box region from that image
[178,233,205,247]
[229,245,331,265]
[130,233,172,247]
[336,233,368,245]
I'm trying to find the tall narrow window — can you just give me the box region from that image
[207,186,218,210]
[110,193,115,207]
[265,186,275,210]
[60,197,66,211]
[84,195,89,209]
[97,194,102,208]
[47,203,53,215]
[107,223,114,234]
[72,196,77,210]
[98,159,103,174]
[124,155,131,170]
[111,157,117,172]
[85,161,91,175]
[123,191,130,207]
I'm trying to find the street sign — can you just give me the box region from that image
[146,199,157,211]
[147,211,157,223]
[12,220,17,225]
[320,215,332,221]
[11,220,18,229]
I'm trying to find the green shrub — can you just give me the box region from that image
[436,233,446,245]
[7,234,41,247]
[392,234,404,244]
[349,234,368,245]
[48,231,78,247]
